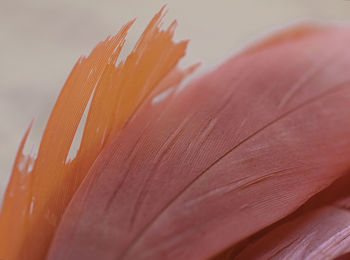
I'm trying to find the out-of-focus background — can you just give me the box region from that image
[1,0,350,196]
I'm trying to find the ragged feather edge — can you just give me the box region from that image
[0,7,196,260]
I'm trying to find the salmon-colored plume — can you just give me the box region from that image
[2,7,350,260]
[0,7,194,260]
[236,203,350,259]
[48,24,350,259]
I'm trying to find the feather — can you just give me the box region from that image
[234,203,350,259]
[3,7,350,260]
[46,23,350,260]
[234,172,350,259]
[0,7,192,260]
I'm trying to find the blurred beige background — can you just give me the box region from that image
[1,0,350,197]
